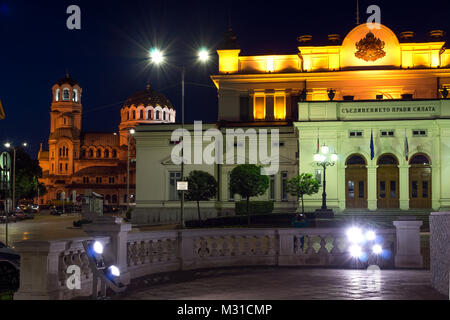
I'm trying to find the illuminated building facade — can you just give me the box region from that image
[38,76,175,206]
[134,23,450,224]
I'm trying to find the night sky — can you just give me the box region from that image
[1,0,450,157]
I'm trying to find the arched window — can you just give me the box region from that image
[105,195,111,203]
[112,149,117,158]
[147,110,152,119]
[410,154,430,165]
[72,89,78,102]
[96,149,102,158]
[377,155,398,165]
[89,149,94,158]
[132,110,136,119]
[63,88,70,101]
[139,110,144,119]
[112,194,117,204]
[163,111,166,120]
[55,89,60,101]
[156,110,160,120]
[81,149,86,158]
[104,149,110,158]
[346,155,366,165]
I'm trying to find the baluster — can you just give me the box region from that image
[232,236,240,256]
[318,235,328,255]
[306,235,315,254]
[222,236,230,256]
[254,236,262,255]
[242,236,250,255]
[330,235,340,254]
[210,237,218,257]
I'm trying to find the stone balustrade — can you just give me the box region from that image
[430,212,450,297]
[13,219,423,300]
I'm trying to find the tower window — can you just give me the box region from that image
[72,89,78,102]
[147,109,152,119]
[132,110,136,119]
[96,149,101,158]
[104,149,110,158]
[63,88,70,101]
[89,149,93,158]
[55,89,60,101]
[112,149,117,158]
[139,110,144,119]
[156,110,160,120]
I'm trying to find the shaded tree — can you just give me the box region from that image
[185,170,218,221]
[230,164,269,226]
[287,173,319,215]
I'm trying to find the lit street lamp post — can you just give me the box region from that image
[313,145,337,218]
[127,128,135,211]
[149,47,210,229]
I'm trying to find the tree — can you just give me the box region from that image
[230,164,269,226]
[185,170,218,221]
[5,148,46,203]
[286,173,319,215]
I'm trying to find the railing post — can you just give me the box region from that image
[14,240,66,300]
[277,229,296,266]
[393,219,423,269]
[430,212,450,298]
[83,216,132,285]
[178,230,194,270]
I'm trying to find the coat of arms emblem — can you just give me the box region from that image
[355,32,386,62]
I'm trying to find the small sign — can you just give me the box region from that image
[177,181,188,191]
[0,152,11,170]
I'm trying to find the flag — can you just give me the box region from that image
[370,129,375,160]
[404,130,409,161]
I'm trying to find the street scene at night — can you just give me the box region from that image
[0,0,449,315]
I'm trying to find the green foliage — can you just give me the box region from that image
[230,164,269,225]
[73,219,92,228]
[286,173,320,214]
[2,148,47,201]
[235,201,274,215]
[185,170,218,221]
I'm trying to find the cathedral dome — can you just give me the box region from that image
[56,74,79,87]
[124,84,173,109]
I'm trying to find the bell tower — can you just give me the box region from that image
[48,74,82,176]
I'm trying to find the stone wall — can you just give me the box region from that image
[430,212,450,297]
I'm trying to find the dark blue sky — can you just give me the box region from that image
[1,0,450,157]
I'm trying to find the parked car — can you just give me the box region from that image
[0,214,17,223]
[13,212,26,221]
[0,241,20,291]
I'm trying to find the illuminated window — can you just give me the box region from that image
[72,89,78,102]
[55,89,60,101]
[274,95,286,120]
[254,96,265,120]
[63,88,70,101]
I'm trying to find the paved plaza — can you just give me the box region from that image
[120,267,447,300]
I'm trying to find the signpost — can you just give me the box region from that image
[177,181,188,191]
[1,152,11,246]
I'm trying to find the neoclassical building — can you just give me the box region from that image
[38,76,175,206]
[133,22,450,224]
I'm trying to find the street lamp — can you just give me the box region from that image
[127,129,135,211]
[313,144,337,218]
[4,141,27,211]
[149,47,210,228]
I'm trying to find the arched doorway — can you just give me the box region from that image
[377,154,399,208]
[345,155,368,208]
[409,154,432,208]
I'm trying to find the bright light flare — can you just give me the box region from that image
[349,245,363,258]
[372,244,383,255]
[129,128,136,135]
[93,241,104,254]
[4,142,11,148]
[331,153,338,162]
[365,230,377,241]
[149,48,164,64]
[346,227,364,244]
[321,145,329,154]
[198,48,210,62]
[108,265,120,277]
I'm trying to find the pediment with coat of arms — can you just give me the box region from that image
[354,31,386,62]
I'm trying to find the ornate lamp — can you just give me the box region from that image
[327,89,336,101]
[441,87,449,99]
[313,144,337,218]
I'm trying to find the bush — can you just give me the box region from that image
[73,219,92,228]
[235,201,274,215]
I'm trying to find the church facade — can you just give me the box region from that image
[38,76,176,206]
[133,22,450,224]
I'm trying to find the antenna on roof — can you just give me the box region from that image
[356,0,360,25]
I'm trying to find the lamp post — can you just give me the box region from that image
[127,128,135,211]
[313,144,337,218]
[149,47,210,229]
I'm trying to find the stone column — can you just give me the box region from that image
[83,216,132,285]
[277,229,296,266]
[14,240,66,300]
[429,212,450,297]
[366,165,378,211]
[398,164,410,210]
[393,220,423,268]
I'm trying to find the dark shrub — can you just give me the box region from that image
[73,219,92,228]
[235,201,274,215]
